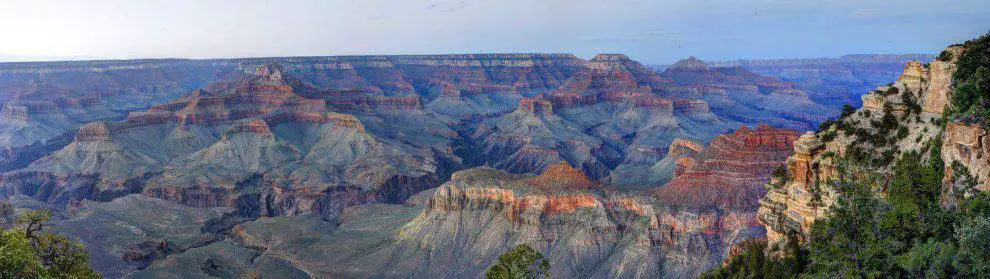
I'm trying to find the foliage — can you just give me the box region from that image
[949,32,990,126]
[841,104,857,119]
[769,165,790,189]
[815,119,835,133]
[895,126,909,140]
[713,32,990,278]
[700,236,806,279]
[951,67,990,117]
[817,104,857,141]
[956,217,990,276]
[879,104,899,133]
[804,159,898,278]
[938,50,954,62]
[711,146,990,278]
[485,244,550,279]
[900,89,922,115]
[819,130,837,143]
[0,210,100,279]
[0,229,49,278]
[953,32,990,89]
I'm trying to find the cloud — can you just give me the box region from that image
[427,1,470,13]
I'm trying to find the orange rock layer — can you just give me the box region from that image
[653,124,800,211]
[525,162,599,191]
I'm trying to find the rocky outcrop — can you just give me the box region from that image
[942,123,990,197]
[923,46,965,114]
[524,162,599,191]
[324,167,759,278]
[471,96,608,178]
[516,97,554,115]
[757,48,956,246]
[653,124,800,211]
[673,99,711,114]
[757,132,830,244]
[667,56,710,72]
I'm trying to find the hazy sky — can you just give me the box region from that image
[1,0,988,63]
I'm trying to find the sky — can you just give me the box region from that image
[0,0,988,64]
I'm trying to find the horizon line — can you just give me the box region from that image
[0,51,937,66]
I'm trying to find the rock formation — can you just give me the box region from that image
[110,166,763,278]
[0,64,457,218]
[653,124,800,211]
[757,48,956,246]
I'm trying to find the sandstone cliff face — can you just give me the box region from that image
[757,132,832,244]
[942,123,990,199]
[43,164,764,278]
[758,48,957,245]
[653,124,800,211]
[633,124,800,264]
[318,166,757,278]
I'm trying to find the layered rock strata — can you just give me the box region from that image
[116,166,763,278]
[653,124,800,211]
[758,47,958,245]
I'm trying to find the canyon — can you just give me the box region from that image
[0,52,927,278]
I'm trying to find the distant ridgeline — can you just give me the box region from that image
[651,54,936,110]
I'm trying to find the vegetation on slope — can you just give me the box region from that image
[485,244,551,279]
[706,150,990,278]
[949,32,990,126]
[0,209,100,278]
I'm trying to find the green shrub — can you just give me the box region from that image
[485,244,550,279]
[937,50,954,62]
[0,210,100,279]
[840,104,856,119]
[820,130,837,143]
[701,237,806,279]
[896,126,909,140]
[816,119,835,133]
[950,32,990,125]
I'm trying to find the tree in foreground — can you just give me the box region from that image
[0,209,100,278]
[485,244,550,279]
